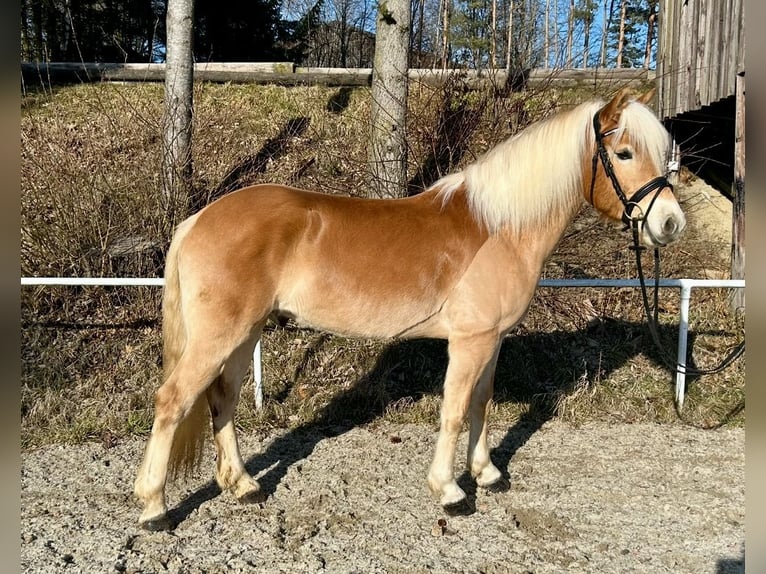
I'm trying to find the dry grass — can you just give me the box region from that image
[20,79,744,450]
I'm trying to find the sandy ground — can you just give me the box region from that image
[21,420,743,573]
[676,174,733,253]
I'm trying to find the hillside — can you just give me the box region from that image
[20,80,744,450]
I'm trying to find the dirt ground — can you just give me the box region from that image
[21,420,743,574]
[675,172,733,254]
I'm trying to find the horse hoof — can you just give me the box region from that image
[443,498,473,516]
[139,514,174,532]
[237,489,267,505]
[483,476,510,493]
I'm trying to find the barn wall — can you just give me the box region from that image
[657,0,745,119]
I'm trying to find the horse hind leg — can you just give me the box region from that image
[206,329,266,504]
[133,348,224,530]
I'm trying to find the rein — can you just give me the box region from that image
[590,111,745,378]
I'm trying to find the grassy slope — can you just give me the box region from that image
[21,80,744,449]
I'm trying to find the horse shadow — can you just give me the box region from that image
[165,316,704,526]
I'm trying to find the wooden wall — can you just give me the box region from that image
[657,0,745,119]
[657,0,746,311]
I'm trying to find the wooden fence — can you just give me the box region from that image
[21,62,652,90]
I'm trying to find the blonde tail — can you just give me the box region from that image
[161,215,209,477]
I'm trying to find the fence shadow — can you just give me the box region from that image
[166,317,692,526]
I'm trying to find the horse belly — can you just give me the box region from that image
[276,273,449,340]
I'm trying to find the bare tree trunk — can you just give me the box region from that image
[643,1,656,69]
[566,0,574,67]
[616,0,626,67]
[417,0,425,66]
[553,0,559,66]
[440,0,450,69]
[599,0,608,67]
[544,0,549,68]
[436,0,443,67]
[369,0,410,198]
[21,0,32,61]
[491,0,498,68]
[583,13,591,69]
[163,0,194,224]
[520,0,530,68]
[506,0,514,71]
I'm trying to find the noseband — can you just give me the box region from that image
[590,112,672,227]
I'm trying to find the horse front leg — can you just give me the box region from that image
[467,347,504,490]
[428,332,500,511]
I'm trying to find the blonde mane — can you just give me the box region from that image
[432,97,670,234]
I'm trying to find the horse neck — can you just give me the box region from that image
[462,106,597,237]
[496,193,584,268]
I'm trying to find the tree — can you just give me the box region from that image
[491,0,498,68]
[439,0,452,68]
[451,0,493,68]
[505,0,514,70]
[193,0,285,61]
[543,0,549,68]
[599,0,616,67]
[616,0,626,67]
[575,0,598,68]
[281,0,325,64]
[566,0,574,66]
[163,0,194,224]
[613,0,652,68]
[20,0,164,62]
[369,0,410,197]
[642,0,658,69]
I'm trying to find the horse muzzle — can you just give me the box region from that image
[638,198,686,247]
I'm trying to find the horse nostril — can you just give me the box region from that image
[663,217,678,237]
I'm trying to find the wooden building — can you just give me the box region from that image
[656,0,745,309]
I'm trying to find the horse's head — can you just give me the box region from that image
[586,88,686,247]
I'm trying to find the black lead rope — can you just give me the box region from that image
[591,111,745,378]
[629,221,745,377]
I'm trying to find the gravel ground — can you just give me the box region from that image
[21,420,743,573]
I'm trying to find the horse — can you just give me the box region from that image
[134,87,686,530]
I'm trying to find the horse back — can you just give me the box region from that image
[177,183,489,339]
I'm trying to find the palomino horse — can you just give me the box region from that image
[134,88,685,529]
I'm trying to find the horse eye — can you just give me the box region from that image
[615,149,633,160]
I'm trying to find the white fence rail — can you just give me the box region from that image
[21,276,745,410]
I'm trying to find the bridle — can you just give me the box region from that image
[589,109,744,389]
[590,111,672,227]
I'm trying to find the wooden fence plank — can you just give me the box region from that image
[21,62,651,90]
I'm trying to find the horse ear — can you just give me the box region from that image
[599,87,634,131]
[636,87,656,105]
